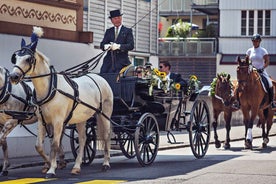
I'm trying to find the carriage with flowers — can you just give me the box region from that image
[92,62,211,166]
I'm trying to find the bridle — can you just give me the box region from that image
[11,47,37,79]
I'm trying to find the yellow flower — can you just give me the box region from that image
[175,83,181,90]
[153,68,160,76]
[159,71,166,78]
[190,75,198,81]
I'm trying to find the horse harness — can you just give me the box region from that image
[0,68,34,122]
[31,66,107,137]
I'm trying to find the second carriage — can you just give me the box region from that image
[70,66,211,166]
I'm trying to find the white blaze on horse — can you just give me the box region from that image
[9,27,113,178]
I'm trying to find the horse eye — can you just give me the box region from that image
[26,57,32,64]
[11,54,16,64]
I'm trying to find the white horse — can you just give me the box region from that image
[9,27,113,178]
[0,66,68,176]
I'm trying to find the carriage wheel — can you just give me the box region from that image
[70,121,97,165]
[119,132,136,159]
[188,99,210,158]
[134,113,159,166]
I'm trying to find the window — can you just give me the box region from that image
[248,10,254,35]
[241,11,246,35]
[241,10,271,36]
[265,10,271,35]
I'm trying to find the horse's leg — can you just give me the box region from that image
[71,122,86,175]
[97,114,111,171]
[46,122,64,178]
[0,120,18,176]
[212,108,221,148]
[224,109,232,149]
[0,139,9,176]
[35,122,50,174]
[262,108,273,148]
[245,107,258,149]
[57,131,66,170]
[241,108,251,149]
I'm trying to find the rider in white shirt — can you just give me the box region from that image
[246,34,276,109]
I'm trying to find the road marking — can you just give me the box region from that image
[0,178,55,184]
[76,180,126,184]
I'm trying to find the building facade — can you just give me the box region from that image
[218,0,276,79]
[0,0,159,158]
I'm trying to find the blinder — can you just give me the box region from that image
[11,47,36,65]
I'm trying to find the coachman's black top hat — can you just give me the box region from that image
[109,9,123,18]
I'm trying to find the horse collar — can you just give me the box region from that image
[32,66,57,106]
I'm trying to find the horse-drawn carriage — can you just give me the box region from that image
[69,65,211,167]
[1,26,211,178]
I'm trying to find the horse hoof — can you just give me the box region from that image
[102,165,111,172]
[45,173,56,179]
[41,167,49,174]
[244,139,252,150]
[215,141,221,148]
[58,162,67,169]
[224,143,231,150]
[71,168,81,175]
[0,171,8,176]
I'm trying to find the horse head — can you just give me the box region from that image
[236,56,253,91]
[10,26,43,84]
[215,73,233,106]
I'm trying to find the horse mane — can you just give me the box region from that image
[35,50,50,66]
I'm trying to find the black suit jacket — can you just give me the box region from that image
[100,25,134,73]
[170,72,188,91]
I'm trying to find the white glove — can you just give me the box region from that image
[111,43,120,50]
[104,44,111,51]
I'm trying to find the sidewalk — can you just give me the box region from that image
[6,123,276,170]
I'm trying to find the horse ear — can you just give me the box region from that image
[21,38,26,48]
[30,41,38,52]
[227,74,231,80]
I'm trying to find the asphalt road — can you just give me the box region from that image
[0,135,276,184]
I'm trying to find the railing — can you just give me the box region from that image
[158,37,217,56]
[192,0,218,5]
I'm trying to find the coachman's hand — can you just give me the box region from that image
[104,44,111,51]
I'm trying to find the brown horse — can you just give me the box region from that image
[211,73,239,149]
[236,56,274,149]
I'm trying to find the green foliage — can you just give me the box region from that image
[196,24,216,38]
[165,19,190,38]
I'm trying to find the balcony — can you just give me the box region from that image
[158,37,217,56]
[192,0,219,15]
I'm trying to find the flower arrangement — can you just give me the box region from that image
[148,68,171,96]
[188,75,200,93]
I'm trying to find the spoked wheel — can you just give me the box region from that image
[119,132,136,159]
[188,99,210,158]
[70,121,97,165]
[134,113,159,166]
